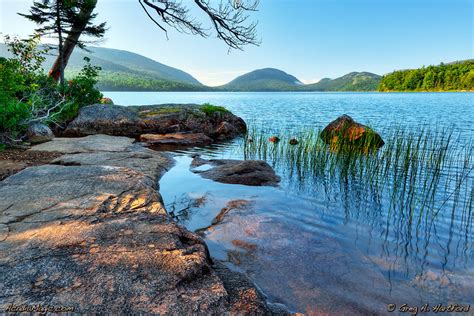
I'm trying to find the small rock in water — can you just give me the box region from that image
[268,136,280,143]
[289,138,299,145]
[191,158,281,186]
[26,123,54,144]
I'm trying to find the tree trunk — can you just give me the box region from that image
[55,1,65,85]
[48,0,98,81]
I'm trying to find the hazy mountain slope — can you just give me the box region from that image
[0,43,202,86]
[304,72,382,91]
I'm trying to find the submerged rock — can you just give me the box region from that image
[26,122,54,144]
[289,138,299,145]
[191,158,281,186]
[140,132,213,147]
[232,239,258,251]
[64,104,246,141]
[320,114,384,151]
[213,200,254,225]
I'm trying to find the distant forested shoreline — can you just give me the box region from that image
[378,60,473,92]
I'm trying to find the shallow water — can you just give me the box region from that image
[107,92,474,314]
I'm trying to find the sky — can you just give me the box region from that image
[0,0,473,86]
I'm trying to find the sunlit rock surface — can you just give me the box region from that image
[320,114,384,150]
[0,136,271,314]
[140,132,213,147]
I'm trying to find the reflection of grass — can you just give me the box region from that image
[243,125,473,216]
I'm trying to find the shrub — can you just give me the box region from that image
[200,103,229,116]
[0,35,103,146]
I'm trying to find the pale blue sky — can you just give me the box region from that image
[1,0,472,86]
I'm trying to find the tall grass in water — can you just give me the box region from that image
[243,125,473,217]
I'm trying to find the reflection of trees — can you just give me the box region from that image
[166,192,209,223]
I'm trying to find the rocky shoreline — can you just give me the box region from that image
[62,103,247,141]
[0,105,285,314]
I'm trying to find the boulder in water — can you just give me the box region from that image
[320,115,384,151]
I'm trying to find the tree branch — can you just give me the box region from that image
[140,0,260,50]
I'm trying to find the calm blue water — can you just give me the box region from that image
[106,91,473,139]
[107,91,474,314]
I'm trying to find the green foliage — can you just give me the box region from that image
[92,71,208,91]
[200,103,230,116]
[0,56,32,142]
[0,36,102,147]
[59,57,102,121]
[2,35,47,75]
[378,60,474,91]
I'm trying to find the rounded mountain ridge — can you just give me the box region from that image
[227,68,303,86]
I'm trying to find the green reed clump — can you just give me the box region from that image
[242,124,473,217]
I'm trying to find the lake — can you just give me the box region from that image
[106,91,473,314]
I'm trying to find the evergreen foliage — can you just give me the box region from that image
[378,60,474,91]
[19,0,106,82]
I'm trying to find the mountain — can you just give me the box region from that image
[1,43,382,91]
[0,43,203,90]
[220,68,304,91]
[304,72,382,91]
[218,68,381,91]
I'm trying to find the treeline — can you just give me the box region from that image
[89,72,210,92]
[378,60,474,92]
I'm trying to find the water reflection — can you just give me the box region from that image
[159,154,474,314]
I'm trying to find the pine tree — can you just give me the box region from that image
[19,0,106,84]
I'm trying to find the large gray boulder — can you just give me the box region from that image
[64,104,247,141]
[191,157,281,186]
